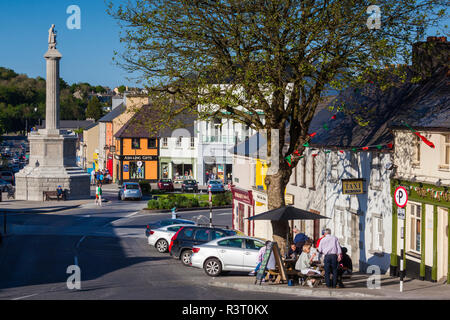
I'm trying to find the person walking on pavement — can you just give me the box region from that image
[318,228,342,288]
[90,170,95,185]
[95,183,103,207]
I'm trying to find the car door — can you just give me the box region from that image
[243,239,265,270]
[216,238,245,271]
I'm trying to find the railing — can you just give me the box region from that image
[201,135,246,144]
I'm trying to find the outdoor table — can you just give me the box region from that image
[283,258,297,270]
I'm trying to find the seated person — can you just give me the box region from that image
[337,247,353,287]
[293,229,309,250]
[56,185,64,200]
[286,243,301,260]
[295,243,321,287]
[305,239,320,262]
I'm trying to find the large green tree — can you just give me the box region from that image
[108,0,447,251]
[85,96,104,121]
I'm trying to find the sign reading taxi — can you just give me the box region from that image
[342,179,365,194]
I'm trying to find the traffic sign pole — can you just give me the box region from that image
[394,186,408,293]
[209,187,212,227]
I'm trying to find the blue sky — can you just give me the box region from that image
[0,1,448,89]
[0,0,132,88]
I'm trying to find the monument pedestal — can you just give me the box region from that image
[15,130,90,201]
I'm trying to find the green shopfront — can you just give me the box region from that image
[390,180,449,283]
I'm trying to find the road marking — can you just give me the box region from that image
[12,293,38,300]
[125,211,139,218]
[76,236,86,248]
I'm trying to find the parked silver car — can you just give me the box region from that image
[190,236,265,277]
[118,182,143,200]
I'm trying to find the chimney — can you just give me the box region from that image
[412,36,449,79]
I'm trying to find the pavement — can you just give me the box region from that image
[1,184,449,300]
[208,272,450,300]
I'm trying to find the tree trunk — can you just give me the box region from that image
[265,166,292,257]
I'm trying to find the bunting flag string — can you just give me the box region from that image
[402,120,435,148]
[282,111,411,166]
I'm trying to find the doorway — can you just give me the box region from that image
[437,207,448,282]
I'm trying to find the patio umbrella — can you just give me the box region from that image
[247,206,330,254]
[247,206,329,221]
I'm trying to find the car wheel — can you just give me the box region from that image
[155,239,169,253]
[204,258,222,277]
[181,249,193,266]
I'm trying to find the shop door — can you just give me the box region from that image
[238,203,245,232]
[107,159,113,174]
[437,208,448,282]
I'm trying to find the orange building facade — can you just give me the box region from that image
[114,137,159,184]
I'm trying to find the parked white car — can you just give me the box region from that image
[190,236,265,277]
[148,224,193,253]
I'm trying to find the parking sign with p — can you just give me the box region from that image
[394,186,408,208]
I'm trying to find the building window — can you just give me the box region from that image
[413,135,421,165]
[370,153,382,190]
[372,215,384,252]
[408,203,422,253]
[440,134,450,169]
[129,161,145,180]
[331,156,338,181]
[162,137,168,148]
[290,165,297,186]
[131,138,140,149]
[309,156,316,189]
[335,209,345,241]
[176,136,182,147]
[300,157,306,187]
[190,137,195,148]
[148,138,156,149]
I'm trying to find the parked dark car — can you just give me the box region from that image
[0,170,14,185]
[145,218,196,237]
[181,180,198,193]
[157,178,174,192]
[169,226,236,266]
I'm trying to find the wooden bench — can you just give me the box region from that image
[43,190,66,201]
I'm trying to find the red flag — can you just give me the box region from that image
[415,132,435,148]
[331,115,337,120]
[309,132,317,138]
[387,143,393,149]
[362,147,369,150]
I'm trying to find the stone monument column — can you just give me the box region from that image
[44,24,61,135]
[15,24,90,201]
[44,51,61,133]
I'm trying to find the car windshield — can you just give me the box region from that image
[125,184,139,189]
[184,180,196,184]
[209,181,219,184]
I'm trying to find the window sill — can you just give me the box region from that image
[406,251,421,260]
[438,165,449,172]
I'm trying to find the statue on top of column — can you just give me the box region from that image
[48,24,57,49]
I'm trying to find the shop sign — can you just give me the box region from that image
[285,193,294,205]
[231,187,253,205]
[342,179,365,194]
[115,155,158,161]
